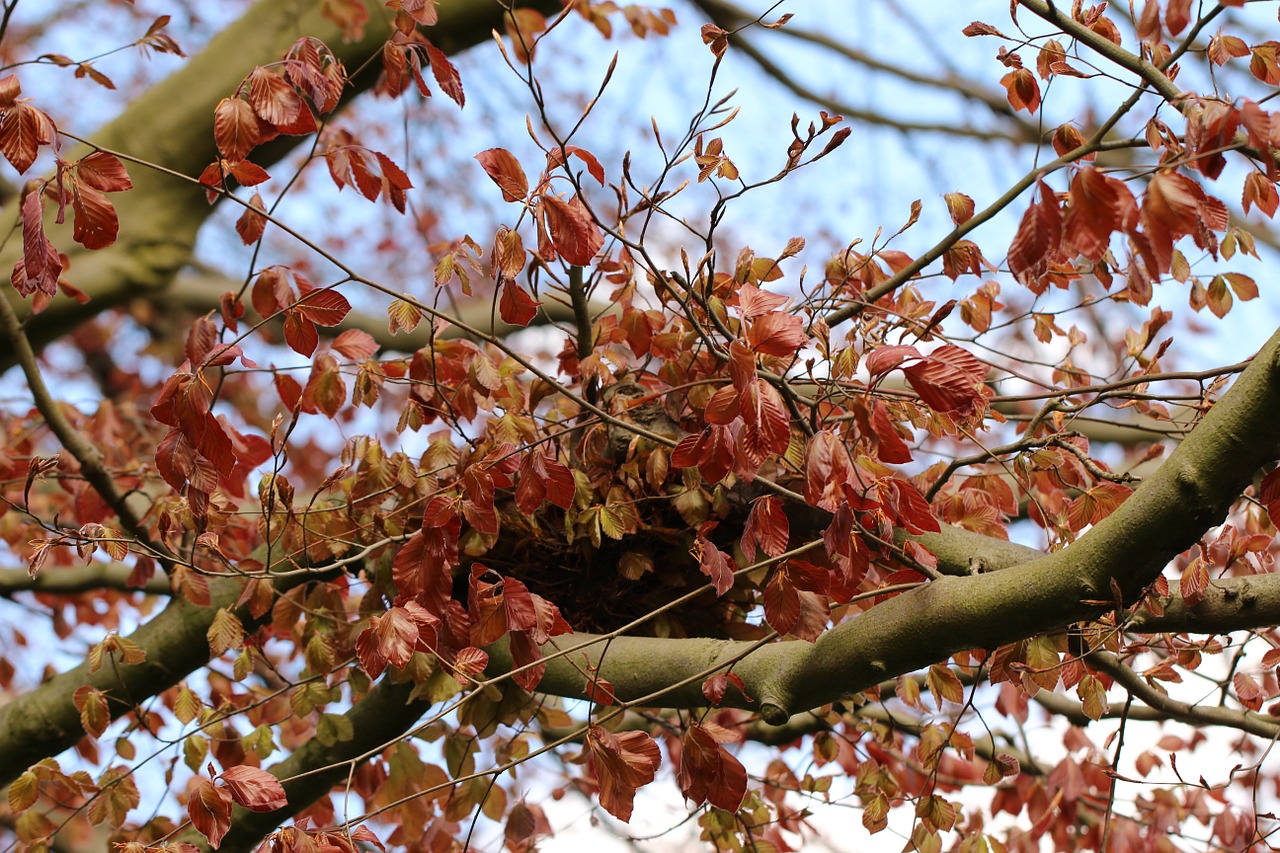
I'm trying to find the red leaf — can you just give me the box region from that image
[356,606,421,678]
[15,190,61,299]
[71,183,119,250]
[1001,67,1041,113]
[0,102,55,174]
[866,344,920,378]
[903,345,986,415]
[425,42,464,106]
[188,780,232,848]
[763,570,801,637]
[1243,171,1278,217]
[696,531,736,595]
[737,282,789,319]
[235,190,267,245]
[742,495,788,560]
[1007,180,1062,286]
[76,151,132,193]
[678,725,747,812]
[219,765,287,812]
[702,671,750,705]
[282,310,318,356]
[1164,0,1192,36]
[870,402,912,464]
[333,329,379,361]
[548,145,606,185]
[228,159,270,187]
[1234,671,1264,710]
[213,98,259,162]
[469,566,508,647]
[295,286,351,326]
[540,192,604,265]
[1064,166,1135,259]
[475,147,528,201]
[746,311,808,357]
[247,66,301,126]
[587,725,661,822]
[880,477,940,534]
[499,279,539,327]
[703,384,741,425]
[1180,554,1209,608]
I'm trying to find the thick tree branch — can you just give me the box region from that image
[0,563,169,596]
[0,577,245,788]
[488,322,1280,723]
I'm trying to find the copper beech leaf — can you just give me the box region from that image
[76,151,131,193]
[213,97,258,162]
[356,606,421,679]
[586,725,661,822]
[425,42,464,106]
[746,311,808,356]
[540,192,604,265]
[73,685,110,738]
[475,147,528,201]
[219,765,287,812]
[678,724,747,812]
[71,183,119,250]
[695,528,735,595]
[499,279,539,327]
[188,779,233,848]
[902,345,987,415]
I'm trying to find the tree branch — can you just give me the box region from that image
[186,677,430,853]
[488,322,1280,723]
[0,563,170,596]
[0,576,245,788]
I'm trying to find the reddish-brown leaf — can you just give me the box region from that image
[356,606,421,678]
[188,780,233,848]
[540,192,604,265]
[475,147,528,202]
[76,151,132,193]
[295,286,351,326]
[235,190,267,245]
[742,495,788,560]
[71,183,119,250]
[1001,67,1041,113]
[425,42,464,106]
[678,725,747,812]
[283,310,319,357]
[333,329,379,361]
[214,98,259,162]
[746,311,808,356]
[0,102,55,173]
[499,279,539,327]
[219,765,287,812]
[696,530,736,595]
[1243,171,1278,217]
[703,384,740,425]
[586,725,661,822]
[247,66,302,127]
[15,190,62,299]
[1164,0,1192,35]
[903,345,987,415]
[1181,554,1209,608]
